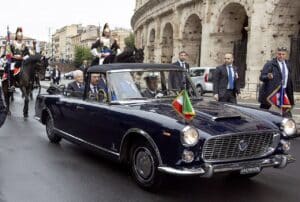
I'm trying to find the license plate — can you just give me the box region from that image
[240,167,261,175]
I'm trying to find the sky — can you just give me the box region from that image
[0,0,136,41]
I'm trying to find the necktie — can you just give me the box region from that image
[94,86,97,94]
[228,66,234,90]
[78,83,82,89]
[281,62,286,88]
[182,62,186,70]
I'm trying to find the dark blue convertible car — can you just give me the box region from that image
[35,63,297,191]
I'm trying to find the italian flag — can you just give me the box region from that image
[172,90,196,120]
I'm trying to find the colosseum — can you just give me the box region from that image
[131,0,300,94]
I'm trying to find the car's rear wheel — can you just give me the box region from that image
[130,140,163,192]
[196,85,204,95]
[45,113,62,144]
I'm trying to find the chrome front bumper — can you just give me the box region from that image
[158,154,295,177]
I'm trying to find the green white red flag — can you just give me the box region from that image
[172,90,195,120]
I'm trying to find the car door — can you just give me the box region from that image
[71,100,113,149]
[54,96,79,136]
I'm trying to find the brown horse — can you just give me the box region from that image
[1,54,46,117]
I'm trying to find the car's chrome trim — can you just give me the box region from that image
[201,130,279,163]
[158,154,295,177]
[55,128,120,157]
[158,166,205,176]
[120,128,163,165]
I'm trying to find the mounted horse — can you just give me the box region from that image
[1,54,46,117]
[103,47,144,64]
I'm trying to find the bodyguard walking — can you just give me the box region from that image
[169,51,190,90]
[52,65,61,85]
[258,47,294,117]
[213,53,240,104]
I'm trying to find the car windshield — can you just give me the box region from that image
[108,69,198,101]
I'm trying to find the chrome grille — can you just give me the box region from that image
[202,132,274,162]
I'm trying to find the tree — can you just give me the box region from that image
[74,46,93,67]
[124,33,135,49]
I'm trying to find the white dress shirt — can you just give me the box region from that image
[277,60,288,88]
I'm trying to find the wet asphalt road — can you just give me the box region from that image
[0,90,300,202]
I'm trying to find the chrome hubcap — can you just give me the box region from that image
[134,147,154,180]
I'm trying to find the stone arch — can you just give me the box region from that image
[148,29,156,63]
[182,14,202,66]
[215,2,249,87]
[161,23,174,63]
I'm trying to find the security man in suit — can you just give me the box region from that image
[0,86,7,128]
[67,70,85,97]
[258,47,294,116]
[169,51,190,90]
[213,53,240,104]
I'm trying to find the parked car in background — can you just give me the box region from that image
[35,63,297,191]
[190,67,215,95]
[64,71,74,80]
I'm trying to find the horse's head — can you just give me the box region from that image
[23,54,48,78]
[133,47,144,63]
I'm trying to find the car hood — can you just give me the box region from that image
[131,100,278,136]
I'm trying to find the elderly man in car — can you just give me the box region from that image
[67,70,85,97]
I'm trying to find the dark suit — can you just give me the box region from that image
[169,61,190,90]
[88,79,108,101]
[67,81,85,97]
[213,64,240,104]
[52,69,61,85]
[142,89,157,98]
[0,87,7,127]
[258,58,294,110]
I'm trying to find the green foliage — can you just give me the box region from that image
[74,46,93,67]
[124,33,135,49]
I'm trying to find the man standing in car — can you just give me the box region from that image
[213,53,240,104]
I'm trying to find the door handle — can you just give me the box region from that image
[76,106,85,110]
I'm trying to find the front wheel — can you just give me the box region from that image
[130,140,163,192]
[45,113,62,144]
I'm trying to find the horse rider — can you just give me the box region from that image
[91,23,114,66]
[9,27,30,90]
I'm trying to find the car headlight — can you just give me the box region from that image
[281,118,297,137]
[181,126,199,147]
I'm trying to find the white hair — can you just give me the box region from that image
[73,70,83,78]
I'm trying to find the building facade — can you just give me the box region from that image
[131,0,300,93]
[53,24,132,62]
[52,24,82,62]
